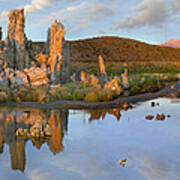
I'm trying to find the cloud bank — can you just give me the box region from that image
[115,0,180,30]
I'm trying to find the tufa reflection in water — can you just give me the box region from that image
[88,108,122,122]
[0,108,123,173]
[0,109,69,172]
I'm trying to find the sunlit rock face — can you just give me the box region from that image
[35,52,48,69]
[47,20,70,83]
[24,67,49,86]
[8,9,25,48]
[98,55,106,75]
[104,76,122,95]
[4,9,31,70]
[47,21,65,71]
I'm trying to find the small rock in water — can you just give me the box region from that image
[151,102,159,107]
[145,115,154,120]
[156,114,165,120]
[151,102,155,107]
[129,104,133,109]
[167,114,171,118]
[122,104,128,111]
[121,158,126,162]
[119,158,127,166]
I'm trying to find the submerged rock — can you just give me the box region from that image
[156,113,165,120]
[119,158,127,166]
[145,115,154,120]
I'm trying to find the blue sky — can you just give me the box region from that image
[0,0,179,44]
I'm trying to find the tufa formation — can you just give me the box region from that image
[0,8,70,86]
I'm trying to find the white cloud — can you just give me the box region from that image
[0,10,8,23]
[24,0,57,13]
[172,0,180,13]
[27,169,52,180]
[115,0,170,29]
[0,0,58,22]
[46,1,115,30]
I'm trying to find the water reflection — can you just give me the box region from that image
[88,108,122,122]
[0,108,122,173]
[0,109,69,172]
[0,98,179,180]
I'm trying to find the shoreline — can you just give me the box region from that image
[1,82,180,110]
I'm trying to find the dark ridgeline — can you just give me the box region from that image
[0,109,69,172]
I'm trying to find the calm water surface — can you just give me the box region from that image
[0,98,180,180]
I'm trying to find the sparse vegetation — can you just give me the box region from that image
[0,71,178,103]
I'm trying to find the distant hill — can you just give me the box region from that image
[160,39,180,48]
[31,36,180,62]
[68,36,180,62]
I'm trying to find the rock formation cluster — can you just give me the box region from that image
[0,8,70,87]
[0,8,124,100]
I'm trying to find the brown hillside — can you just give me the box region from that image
[67,36,180,62]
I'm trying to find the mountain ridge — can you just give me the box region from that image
[160,39,180,48]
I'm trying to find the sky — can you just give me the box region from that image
[0,0,179,44]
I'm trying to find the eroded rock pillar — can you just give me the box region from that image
[47,20,69,83]
[5,8,30,70]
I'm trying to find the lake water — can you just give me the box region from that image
[0,98,180,180]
